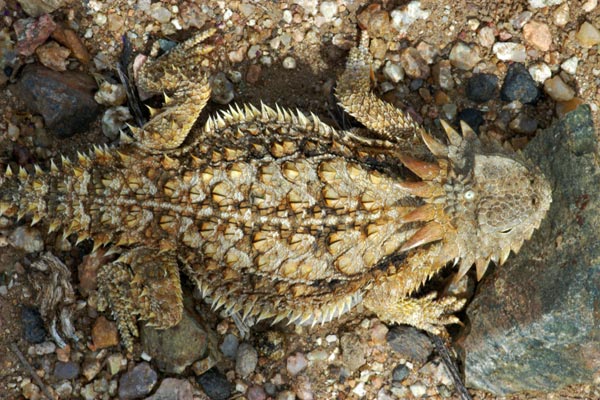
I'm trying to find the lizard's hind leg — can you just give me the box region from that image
[97,247,183,352]
[131,28,217,151]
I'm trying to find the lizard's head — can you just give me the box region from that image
[397,120,552,282]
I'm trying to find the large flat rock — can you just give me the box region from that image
[460,105,600,395]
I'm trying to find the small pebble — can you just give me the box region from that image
[282,56,296,69]
[21,306,46,344]
[544,75,575,101]
[286,352,308,376]
[528,63,552,84]
[148,4,172,23]
[400,47,429,79]
[294,375,314,400]
[509,114,538,134]
[553,3,570,27]
[246,64,262,84]
[501,63,539,104]
[106,353,125,376]
[466,73,498,103]
[390,1,431,34]
[236,343,258,378]
[53,361,80,380]
[352,382,367,397]
[478,26,496,48]
[91,316,119,350]
[118,362,157,400]
[561,57,579,75]
[9,227,44,253]
[457,108,485,133]
[576,22,600,48]
[340,333,367,373]
[319,1,338,22]
[247,45,261,59]
[196,368,232,400]
[583,0,598,12]
[409,382,427,398]
[383,61,404,83]
[145,378,194,400]
[432,60,454,90]
[492,42,527,62]
[528,0,565,7]
[82,359,102,381]
[220,334,239,359]
[416,41,436,64]
[392,364,410,382]
[35,42,70,71]
[449,42,480,70]
[31,341,56,355]
[511,11,533,29]
[522,21,552,51]
[247,385,267,400]
[94,82,126,106]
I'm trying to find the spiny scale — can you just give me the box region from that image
[0,29,552,352]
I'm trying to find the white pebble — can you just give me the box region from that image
[282,56,296,69]
[528,63,552,83]
[492,42,527,62]
[391,1,431,34]
[528,0,565,8]
[319,1,338,22]
[352,382,367,397]
[409,382,427,397]
[383,61,404,83]
[561,57,579,75]
[282,10,293,24]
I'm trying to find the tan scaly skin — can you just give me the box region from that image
[0,29,552,352]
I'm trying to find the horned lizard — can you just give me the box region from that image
[0,29,552,352]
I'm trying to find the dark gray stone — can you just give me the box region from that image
[21,306,46,344]
[196,368,233,400]
[500,63,539,104]
[460,105,600,394]
[466,73,498,103]
[11,64,99,137]
[457,108,484,133]
[392,363,410,382]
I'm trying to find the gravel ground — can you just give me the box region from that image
[0,0,599,399]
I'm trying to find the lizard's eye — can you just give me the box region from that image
[464,190,476,201]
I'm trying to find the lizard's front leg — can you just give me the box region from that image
[363,243,466,337]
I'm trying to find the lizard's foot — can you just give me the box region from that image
[131,28,217,151]
[364,291,466,339]
[97,247,183,352]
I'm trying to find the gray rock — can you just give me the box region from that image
[461,105,600,394]
[16,0,66,17]
[386,326,432,366]
[53,361,80,380]
[340,333,367,373]
[118,362,157,400]
[144,378,193,400]
[141,308,209,374]
[235,342,258,378]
